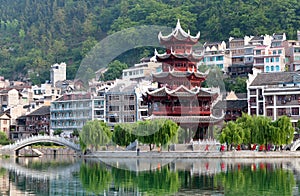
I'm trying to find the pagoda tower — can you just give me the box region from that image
[143,20,223,141]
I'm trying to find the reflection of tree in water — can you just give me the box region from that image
[79,160,297,195]
[79,162,112,195]
[79,161,180,195]
[112,166,180,195]
[213,163,295,196]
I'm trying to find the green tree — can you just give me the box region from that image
[137,119,179,151]
[79,120,112,151]
[112,123,137,146]
[219,121,244,150]
[272,115,294,145]
[0,132,10,145]
[102,60,128,81]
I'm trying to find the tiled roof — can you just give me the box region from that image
[152,71,206,79]
[158,19,200,43]
[145,115,223,123]
[156,52,203,61]
[27,106,50,116]
[147,85,217,97]
[250,72,297,86]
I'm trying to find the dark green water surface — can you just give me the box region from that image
[0,156,299,195]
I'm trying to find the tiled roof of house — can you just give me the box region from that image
[27,106,50,116]
[250,72,297,86]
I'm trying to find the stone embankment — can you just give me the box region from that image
[85,150,300,159]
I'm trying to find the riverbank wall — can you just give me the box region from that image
[85,150,300,159]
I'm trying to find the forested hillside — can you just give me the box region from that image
[0,0,299,84]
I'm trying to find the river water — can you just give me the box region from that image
[0,155,299,195]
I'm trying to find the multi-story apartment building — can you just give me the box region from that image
[247,69,300,126]
[50,93,94,135]
[229,37,248,65]
[228,34,285,76]
[106,80,138,127]
[253,45,285,72]
[200,41,231,72]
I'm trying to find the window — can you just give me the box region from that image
[266,66,270,72]
[278,108,286,116]
[273,50,276,55]
[124,95,135,100]
[216,56,223,61]
[109,106,119,111]
[278,50,282,54]
[255,50,261,55]
[267,109,273,116]
[294,48,300,53]
[124,105,135,110]
[265,58,269,63]
[276,65,280,71]
[109,116,119,123]
[292,108,299,115]
[271,66,274,71]
[124,115,135,122]
[276,57,279,62]
[109,95,119,101]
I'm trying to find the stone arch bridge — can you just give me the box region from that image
[0,135,81,156]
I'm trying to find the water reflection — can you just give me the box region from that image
[0,157,299,195]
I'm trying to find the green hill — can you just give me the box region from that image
[0,0,299,84]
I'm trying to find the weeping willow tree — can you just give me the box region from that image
[112,119,179,151]
[218,121,244,150]
[219,113,295,150]
[79,120,112,151]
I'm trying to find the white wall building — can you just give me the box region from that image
[50,62,66,87]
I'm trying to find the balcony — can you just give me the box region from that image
[152,106,211,115]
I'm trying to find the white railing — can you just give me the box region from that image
[1,135,81,151]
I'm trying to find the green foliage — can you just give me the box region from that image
[112,119,179,150]
[72,129,80,137]
[79,120,112,151]
[102,60,128,81]
[214,165,295,196]
[53,129,63,136]
[112,123,136,146]
[219,113,295,149]
[0,0,299,83]
[80,160,180,195]
[0,132,10,145]
[224,77,247,93]
[79,162,112,195]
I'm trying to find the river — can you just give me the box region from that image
[0,155,299,195]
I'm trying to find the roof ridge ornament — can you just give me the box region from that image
[176,19,181,30]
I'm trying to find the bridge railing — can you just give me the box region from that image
[1,135,81,151]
